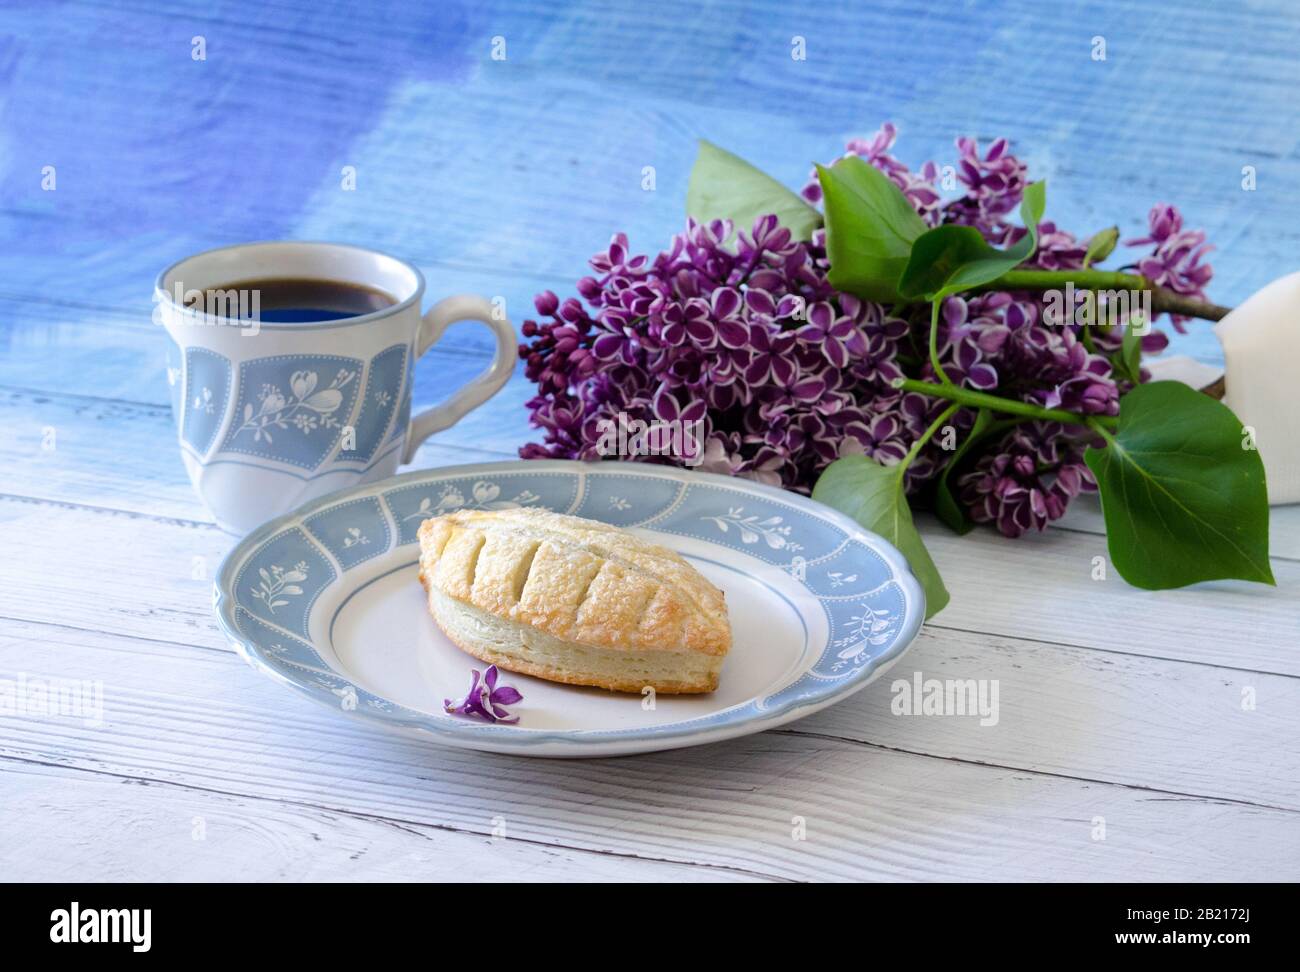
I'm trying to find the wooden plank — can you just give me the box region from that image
[2,619,1295,881]
[0,761,759,882]
[919,516,1300,675]
[812,625,1300,810]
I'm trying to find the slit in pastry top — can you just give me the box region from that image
[416,508,730,657]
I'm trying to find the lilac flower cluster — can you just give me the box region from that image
[520,125,1214,537]
[958,422,1094,538]
[520,216,948,491]
[1126,204,1214,333]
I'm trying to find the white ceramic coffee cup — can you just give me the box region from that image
[156,241,515,534]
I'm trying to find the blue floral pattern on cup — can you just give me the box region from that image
[165,341,184,430]
[387,349,415,446]
[219,354,363,470]
[342,344,406,463]
[180,347,231,456]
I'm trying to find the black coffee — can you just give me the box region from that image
[201,277,396,323]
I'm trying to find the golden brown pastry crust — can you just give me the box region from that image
[416,508,731,658]
[424,605,720,694]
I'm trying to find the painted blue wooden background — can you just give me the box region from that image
[2,0,1298,449]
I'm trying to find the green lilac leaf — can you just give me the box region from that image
[898,181,1046,300]
[1114,325,1143,384]
[933,409,996,535]
[686,140,822,242]
[812,455,950,618]
[1085,381,1274,589]
[817,156,929,303]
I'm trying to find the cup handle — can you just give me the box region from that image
[403,294,515,463]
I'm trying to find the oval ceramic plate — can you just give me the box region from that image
[214,460,925,757]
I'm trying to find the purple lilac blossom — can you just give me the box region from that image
[1124,203,1214,333]
[957,422,1097,538]
[800,122,943,222]
[519,125,1213,537]
[444,665,523,723]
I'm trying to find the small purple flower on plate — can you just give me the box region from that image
[444,665,524,724]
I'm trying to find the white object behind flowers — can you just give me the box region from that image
[1215,271,1300,505]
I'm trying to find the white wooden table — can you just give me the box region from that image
[3,368,1298,881]
[3,0,1299,883]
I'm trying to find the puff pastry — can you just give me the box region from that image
[417,508,730,694]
